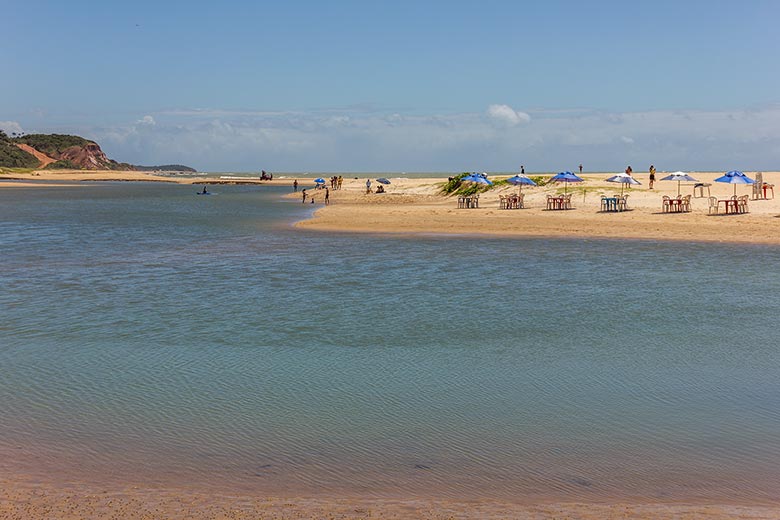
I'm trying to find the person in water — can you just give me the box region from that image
[200,186,208,194]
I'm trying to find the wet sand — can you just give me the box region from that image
[3,476,780,519]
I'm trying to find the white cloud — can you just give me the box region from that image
[46,104,780,172]
[136,115,156,125]
[487,104,531,126]
[0,121,24,135]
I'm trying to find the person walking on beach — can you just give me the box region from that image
[521,165,525,174]
[579,164,583,174]
[293,179,298,192]
[325,187,330,205]
[366,179,372,194]
[648,165,656,189]
[301,189,307,203]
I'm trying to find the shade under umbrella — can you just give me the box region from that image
[549,171,583,195]
[714,170,755,197]
[605,172,641,195]
[660,171,698,196]
[376,178,391,184]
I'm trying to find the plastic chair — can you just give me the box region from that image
[738,195,749,213]
[707,196,718,214]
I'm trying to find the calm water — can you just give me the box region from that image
[1,183,780,504]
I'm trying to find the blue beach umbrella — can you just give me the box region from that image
[506,174,537,191]
[660,171,698,196]
[462,173,493,186]
[714,170,755,197]
[605,172,641,195]
[314,177,325,184]
[549,171,583,195]
[376,177,391,184]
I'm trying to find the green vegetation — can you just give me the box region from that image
[529,175,549,186]
[15,134,92,157]
[44,159,79,170]
[0,131,40,168]
[441,172,502,196]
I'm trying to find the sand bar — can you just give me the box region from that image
[294,172,780,245]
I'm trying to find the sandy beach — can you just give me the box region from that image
[293,172,780,245]
[4,169,780,245]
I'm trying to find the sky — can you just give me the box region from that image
[2,0,779,172]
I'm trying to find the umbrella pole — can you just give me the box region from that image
[678,180,681,197]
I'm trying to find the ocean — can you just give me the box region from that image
[1,182,779,504]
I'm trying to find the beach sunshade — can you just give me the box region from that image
[549,171,583,195]
[462,173,493,186]
[605,173,641,195]
[714,170,755,196]
[376,178,391,184]
[314,177,325,183]
[660,171,698,196]
[506,174,537,194]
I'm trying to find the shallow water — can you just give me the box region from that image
[1,183,779,503]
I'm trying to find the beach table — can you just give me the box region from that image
[601,197,620,212]
[719,199,741,214]
[457,195,479,209]
[693,183,711,198]
[664,197,690,213]
[546,196,565,210]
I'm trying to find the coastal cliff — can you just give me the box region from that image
[0,131,195,172]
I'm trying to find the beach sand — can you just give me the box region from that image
[3,476,780,519]
[295,172,780,245]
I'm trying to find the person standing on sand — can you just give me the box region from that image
[301,189,307,203]
[325,187,330,205]
[579,164,583,174]
[649,165,656,189]
[521,165,525,174]
[293,179,298,192]
[366,179,372,194]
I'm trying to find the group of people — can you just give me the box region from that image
[260,170,273,180]
[301,187,330,205]
[329,176,344,190]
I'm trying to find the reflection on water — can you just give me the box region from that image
[1,183,780,503]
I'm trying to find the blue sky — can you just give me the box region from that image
[2,0,779,171]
